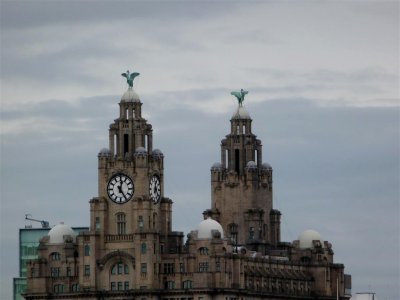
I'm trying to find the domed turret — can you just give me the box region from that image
[231,106,251,120]
[197,217,224,239]
[121,87,140,102]
[261,162,272,171]
[134,146,147,157]
[48,223,76,244]
[98,148,111,157]
[298,229,324,249]
[245,160,257,171]
[211,162,223,171]
[152,148,164,159]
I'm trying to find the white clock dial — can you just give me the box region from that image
[149,176,161,204]
[107,174,134,204]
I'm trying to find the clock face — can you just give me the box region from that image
[107,173,134,204]
[149,175,161,203]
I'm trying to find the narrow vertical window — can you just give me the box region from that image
[116,213,126,235]
[145,135,148,150]
[114,134,117,155]
[95,217,100,230]
[124,134,129,155]
[138,216,144,230]
[235,149,240,174]
[84,244,90,256]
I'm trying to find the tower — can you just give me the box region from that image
[204,89,281,252]
[80,70,183,291]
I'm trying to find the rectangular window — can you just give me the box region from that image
[138,216,144,230]
[118,281,123,291]
[163,263,174,274]
[141,263,147,274]
[95,217,100,230]
[84,265,90,276]
[66,267,72,276]
[198,262,209,272]
[180,262,185,273]
[124,281,129,290]
[111,282,116,291]
[50,267,60,278]
[124,134,129,155]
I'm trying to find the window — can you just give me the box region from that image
[117,213,126,235]
[111,262,129,275]
[71,284,79,292]
[163,263,174,274]
[111,282,116,291]
[84,244,90,256]
[84,265,90,276]
[124,281,129,290]
[138,216,144,230]
[118,281,123,290]
[141,243,147,254]
[199,262,209,272]
[249,227,255,240]
[141,263,147,274]
[180,262,185,273]
[50,267,60,278]
[183,280,193,289]
[166,281,175,289]
[199,247,209,255]
[66,267,72,277]
[216,259,221,272]
[95,217,100,230]
[50,252,60,260]
[53,284,64,293]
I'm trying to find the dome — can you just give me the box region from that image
[152,148,164,159]
[298,229,324,249]
[134,147,147,157]
[246,161,257,170]
[121,87,140,102]
[98,148,111,157]
[48,223,76,244]
[211,162,223,171]
[261,162,273,171]
[197,217,224,239]
[231,106,251,120]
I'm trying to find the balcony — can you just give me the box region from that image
[105,234,134,242]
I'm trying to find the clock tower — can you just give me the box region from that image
[83,71,183,291]
[204,90,281,252]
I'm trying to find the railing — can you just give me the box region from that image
[105,234,134,242]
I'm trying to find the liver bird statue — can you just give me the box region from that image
[230,89,248,106]
[122,70,140,87]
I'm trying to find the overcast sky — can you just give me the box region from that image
[1,1,399,299]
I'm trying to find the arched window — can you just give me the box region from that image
[50,252,60,260]
[110,262,130,291]
[198,247,209,255]
[84,245,90,256]
[116,213,126,235]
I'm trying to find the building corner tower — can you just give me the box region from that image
[204,90,281,252]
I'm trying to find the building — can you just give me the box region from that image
[14,226,88,300]
[24,73,351,299]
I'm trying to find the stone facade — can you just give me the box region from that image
[24,84,351,300]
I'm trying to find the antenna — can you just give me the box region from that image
[25,214,50,228]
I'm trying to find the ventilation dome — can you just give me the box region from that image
[298,229,324,249]
[48,223,76,244]
[197,217,224,239]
